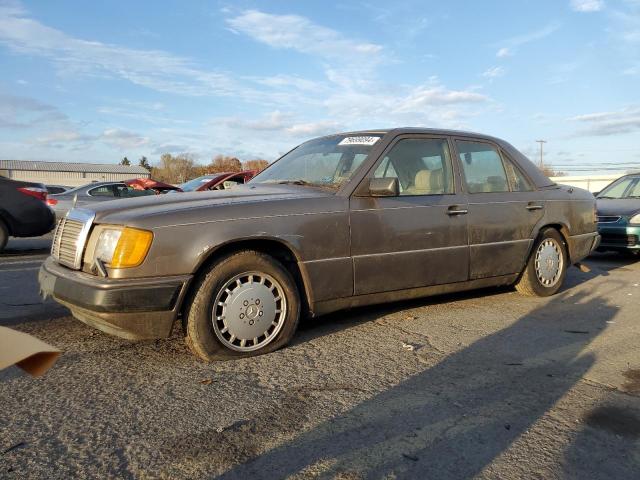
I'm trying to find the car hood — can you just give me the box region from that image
[596,198,640,217]
[85,184,334,226]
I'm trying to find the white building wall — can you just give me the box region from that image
[7,170,150,187]
[550,174,622,193]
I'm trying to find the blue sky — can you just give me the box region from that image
[0,0,639,173]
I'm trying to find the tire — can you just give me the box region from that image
[515,229,568,297]
[183,250,301,361]
[0,219,8,253]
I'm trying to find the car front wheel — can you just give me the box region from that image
[515,229,568,297]
[184,250,301,361]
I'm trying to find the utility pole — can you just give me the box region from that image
[535,140,547,170]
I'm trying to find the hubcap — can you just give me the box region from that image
[534,238,564,287]
[212,272,286,352]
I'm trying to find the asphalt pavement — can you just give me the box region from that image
[1,237,639,479]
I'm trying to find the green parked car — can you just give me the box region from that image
[596,173,640,255]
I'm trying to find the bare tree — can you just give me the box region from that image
[152,153,197,184]
[542,166,566,177]
[209,155,242,173]
[243,159,269,172]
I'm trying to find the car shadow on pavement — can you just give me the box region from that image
[586,251,640,273]
[296,266,605,344]
[215,290,618,479]
[561,400,640,479]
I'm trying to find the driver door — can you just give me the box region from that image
[349,135,469,295]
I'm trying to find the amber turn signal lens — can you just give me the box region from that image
[110,228,153,268]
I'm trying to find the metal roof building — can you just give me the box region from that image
[0,160,150,187]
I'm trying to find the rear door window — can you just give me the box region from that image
[457,141,509,193]
[88,184,117,197]
[503,159,533,192]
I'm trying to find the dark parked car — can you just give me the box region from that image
[596,173,640,254]
[179,171,256,192]
[47,181,156,218]
[0,177,55,252]
[39,129,599,360]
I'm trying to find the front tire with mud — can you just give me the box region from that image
[183,250,301,361]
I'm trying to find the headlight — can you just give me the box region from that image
[94,229,122,263]
[94,227,153,268]
[630,213,640,225]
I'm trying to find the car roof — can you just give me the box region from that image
[330,127,503,141]
[315,127,555,189]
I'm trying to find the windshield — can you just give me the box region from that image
[597,176,640,199]
[180,175,215,192]
[250,134,383,189]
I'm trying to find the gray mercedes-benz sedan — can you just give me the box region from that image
[39,129,600,360]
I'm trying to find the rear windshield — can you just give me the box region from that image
[180,176,216,192]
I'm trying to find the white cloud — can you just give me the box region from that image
[570,105,640,136]
[570,0,605,12]
[0,3,495,160]
[31,127,150,151]
[0,2,296,104]
[482,66,506,78]
[226,10,383,61]
[0,93,67,129]
[495,21,561,56]
[393,85,488,113]
[213,111,342,138]
[100,128,150,149]
[284,121,342,137]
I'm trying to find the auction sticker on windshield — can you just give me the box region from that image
[338,136,380,146]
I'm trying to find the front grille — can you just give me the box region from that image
[597,216,621,224]
[600,233,639,247]
[51,209,95,269]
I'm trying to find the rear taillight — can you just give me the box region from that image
[46,197,58,206]
[17,186,48,202]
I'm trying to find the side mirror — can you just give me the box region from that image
[369,177,399,197]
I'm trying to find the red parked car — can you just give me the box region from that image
[179,171,256,192]
[125,178,182,194]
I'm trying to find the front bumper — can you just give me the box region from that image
[39,257,192,340]
[597,224,640,251]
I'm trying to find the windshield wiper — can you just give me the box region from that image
[597,196,615,199]
[276,179,313,186]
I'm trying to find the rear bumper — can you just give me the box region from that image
[597,225,640,251]
[39,257,192,339]
[11,207,56,237]
[569,231,601,263]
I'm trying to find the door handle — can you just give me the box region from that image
[447,205,468,215]
[526,203,544,211]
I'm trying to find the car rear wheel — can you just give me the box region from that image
[183,250,301,361]
[515,229,568,297]
[0,220,8,252]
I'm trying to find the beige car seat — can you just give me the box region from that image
[405,169,444,195]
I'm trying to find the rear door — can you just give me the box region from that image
[350,135,469,295]
[453,138,544,279]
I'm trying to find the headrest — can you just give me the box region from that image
[414,169,444,193]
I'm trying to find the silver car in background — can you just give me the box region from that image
[47,181,155,218]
